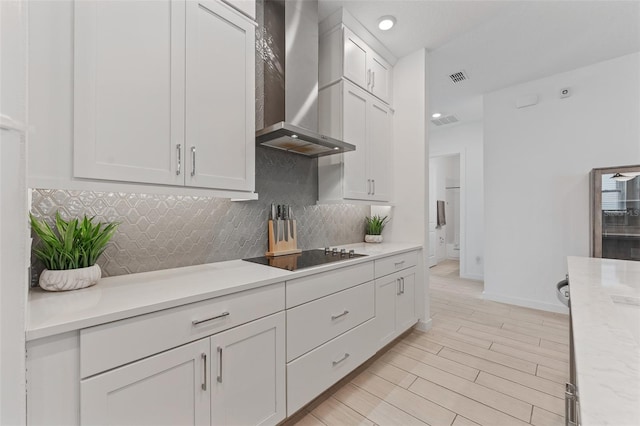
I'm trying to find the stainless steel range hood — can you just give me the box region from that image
[255,0,355,157]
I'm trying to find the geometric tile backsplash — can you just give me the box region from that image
[30,147,370,285]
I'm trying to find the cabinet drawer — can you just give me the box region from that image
[375,250,418,278]
[286,262,374,308]
[80,283,284,378]
[287,319,376,415]
[287,281,374,362]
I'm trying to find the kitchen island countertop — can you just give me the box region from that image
[27,242,422,341]
[567,256,640,426]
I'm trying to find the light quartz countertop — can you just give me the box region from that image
[27,242,422,341]
[567,256,640,426]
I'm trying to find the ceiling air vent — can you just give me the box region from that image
[431,115,459,126]
[449,70,469,84]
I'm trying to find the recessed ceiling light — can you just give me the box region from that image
[432,113,442,118]
[378,16,396,31]
[291,134,298,139]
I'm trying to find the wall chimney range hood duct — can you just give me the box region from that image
[255,0,355,157]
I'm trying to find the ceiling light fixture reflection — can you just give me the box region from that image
[378,16,396,31]
[611,173,636,182]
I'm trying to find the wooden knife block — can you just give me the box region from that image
[266,219,302,257]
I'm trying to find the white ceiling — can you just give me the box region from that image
[318,0,640,123]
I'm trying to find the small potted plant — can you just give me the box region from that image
[30,212,119,291]
[364,215,389,243]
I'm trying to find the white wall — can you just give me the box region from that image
[484,52,640,313]
[373,48,429,328]
[430,121,484,279]
[0,0,29,423]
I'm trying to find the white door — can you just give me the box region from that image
[368,100,391,202]
[342,28,368,90]
[185,0,255,191]
[368,54,390,103]
[81,339,210,426]
[396,269,416,332]
[210,312,285,426]
[342,83,370,200]
[374,275,399,349]
[74,0,185,186]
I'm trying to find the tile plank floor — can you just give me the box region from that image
[293,260,570,426]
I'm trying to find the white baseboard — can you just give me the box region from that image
[460,272,483,281]
[482,292,569,314]
[414,318,433,332]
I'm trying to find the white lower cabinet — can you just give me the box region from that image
[284,263,379,416]
[81,312,285,426]
[286,319,376,416]
[210,312,285,426]
[28,251,423,425]
[81,338,211,426]
[375,266,417,348]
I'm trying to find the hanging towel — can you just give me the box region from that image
[437,200,446,227]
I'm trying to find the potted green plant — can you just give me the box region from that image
[30,212,119,291]
[364,215,389,243]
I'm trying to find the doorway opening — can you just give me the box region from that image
[428,154,461,276]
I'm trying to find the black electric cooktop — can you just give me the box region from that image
[243,249,367,271]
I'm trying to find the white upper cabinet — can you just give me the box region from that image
[342,84,369,200]
[342,28,369,90]
[185,0,255,191]
[319,25,392,105]
[219,0,255,19]
[318,80,392,203]
[74,0,255,193]
[367,101,392,202]
[368,53,391,104]
[74,0,185,186]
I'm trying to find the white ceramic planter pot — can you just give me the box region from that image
[39,264,101,292]
[365,234,383,243]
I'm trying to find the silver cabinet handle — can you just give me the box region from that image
[372,179,375,195]
[401,277,405,294]
[372,71,375,89]
[190,146,196,177]
[331,310,349,320]
[192,311,229,327]
[201,353,207,390]
[332,353,350,366]
[217,346,223,383]
[367,179,371,195]
[176,144,182,176]
[396,278,401,296]
[394,260,405,268]
[367,69,371,88]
